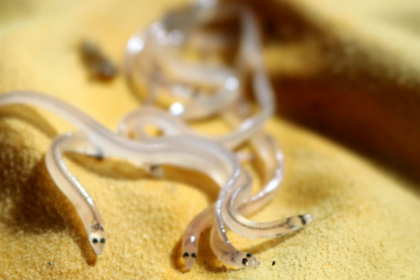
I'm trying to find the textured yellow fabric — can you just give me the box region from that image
[0,0,420,279]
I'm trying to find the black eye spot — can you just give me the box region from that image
[272,261,276,266]
[246,253,252,258]
[191,253,197,258]
[183,252,189,258]
[92,238,98,244]
[100,238,106,244]
[242,258,248,265]
[298,215,307,225]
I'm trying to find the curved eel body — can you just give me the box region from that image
[123,2,314,269]
[0,0,314,270]
[0,91,243,255]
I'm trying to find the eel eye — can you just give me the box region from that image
[92,238,98,244]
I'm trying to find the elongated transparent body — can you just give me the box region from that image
[124,4,246,120]
[124,8,274,148]
[0,91,242,255]
[125,28,239,120]
[46,132,106,254]
[119,110,313,268]
[123,4,314,268]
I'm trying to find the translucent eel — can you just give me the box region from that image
[124,4,313,268]
[124,4,243,120]
[148,1,241,87]
[118,110,313,268]
[221,137,314,239]
[143,9,290,252]
[0,91,243,255]
[191,12,310,258]
[117,109,257,268]
[200,132,311,268]
[125,8,274,148]
[122,9,306,268]
[121,49,273,150]
[145,5,261,121]
[46,132,106,255]
[147,22,236,87]
[124,27,240,120]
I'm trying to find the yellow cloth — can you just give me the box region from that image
[0,0,419,279]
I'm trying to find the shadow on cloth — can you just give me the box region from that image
[0,105,221,266]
